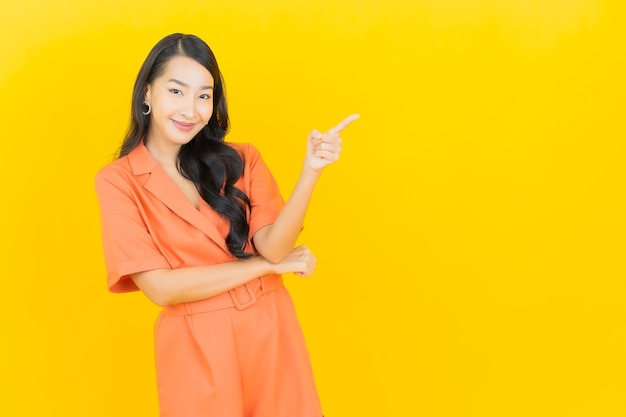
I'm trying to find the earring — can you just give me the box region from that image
[142,101,151,116]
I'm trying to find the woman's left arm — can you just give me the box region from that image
[253,114,359,263]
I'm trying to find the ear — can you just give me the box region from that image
[144,84,152,102]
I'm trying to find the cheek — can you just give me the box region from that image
[198,101,214,121]
[153,96,177,116]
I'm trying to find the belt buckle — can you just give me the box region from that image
[229,282,257,310]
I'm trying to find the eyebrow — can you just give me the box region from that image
[168,78,213,90]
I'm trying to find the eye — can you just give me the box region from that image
[199,94,211,100]
[169,88,182,95]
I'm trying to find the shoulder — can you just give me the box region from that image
[226,141,260,158]
[95,156,131,180]
[95,143,154,189]
[94,156,133,190]
[226,142,265,168]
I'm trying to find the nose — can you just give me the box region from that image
[180,96,196,119]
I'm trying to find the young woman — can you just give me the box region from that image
[94,33,358,417]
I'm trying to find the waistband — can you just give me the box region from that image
[163,274,283,316]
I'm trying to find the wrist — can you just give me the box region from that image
[301,162,322,180]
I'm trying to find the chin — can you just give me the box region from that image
[169,131,201,145]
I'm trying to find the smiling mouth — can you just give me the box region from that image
[172,120,196,131]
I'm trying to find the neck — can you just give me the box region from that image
[145,137,181,168]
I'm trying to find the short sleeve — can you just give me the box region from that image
[244,144,286,238]
[94,167,170,293]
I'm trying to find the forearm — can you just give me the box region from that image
[253,113,358,263]
[254,165,320,262]
[131,256,275,306]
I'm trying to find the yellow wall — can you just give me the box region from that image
[1,0,624,415]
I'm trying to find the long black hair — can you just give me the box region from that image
[119,33,252,259]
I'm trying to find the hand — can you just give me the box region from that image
[271,245,317,277]
[306,114,360,171]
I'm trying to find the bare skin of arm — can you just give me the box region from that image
[253,114,359,263]
[131,245,315,306]
[132,114,359,307]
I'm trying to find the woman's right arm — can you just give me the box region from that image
[131,245,315,306]
[95,168,315,307]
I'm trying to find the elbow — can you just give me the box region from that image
[263,253,288,264]
[253,228,292,264]
[139,288,172,307]
[147,285,188,307]
[149,293,171,308]
[131,271,177,307]
[256,246,290,264]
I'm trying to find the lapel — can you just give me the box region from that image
[128,142,230,255]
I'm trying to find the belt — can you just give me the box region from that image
[163,274,283,316]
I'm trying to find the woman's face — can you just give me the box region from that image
[145,55,215,149]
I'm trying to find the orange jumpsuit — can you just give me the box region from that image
[95,142,322,417]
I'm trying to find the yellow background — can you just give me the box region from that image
[1,0,624,415]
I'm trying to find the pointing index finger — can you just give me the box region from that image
[327,113,360,135]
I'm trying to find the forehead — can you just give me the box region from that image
[159,55,214,87]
